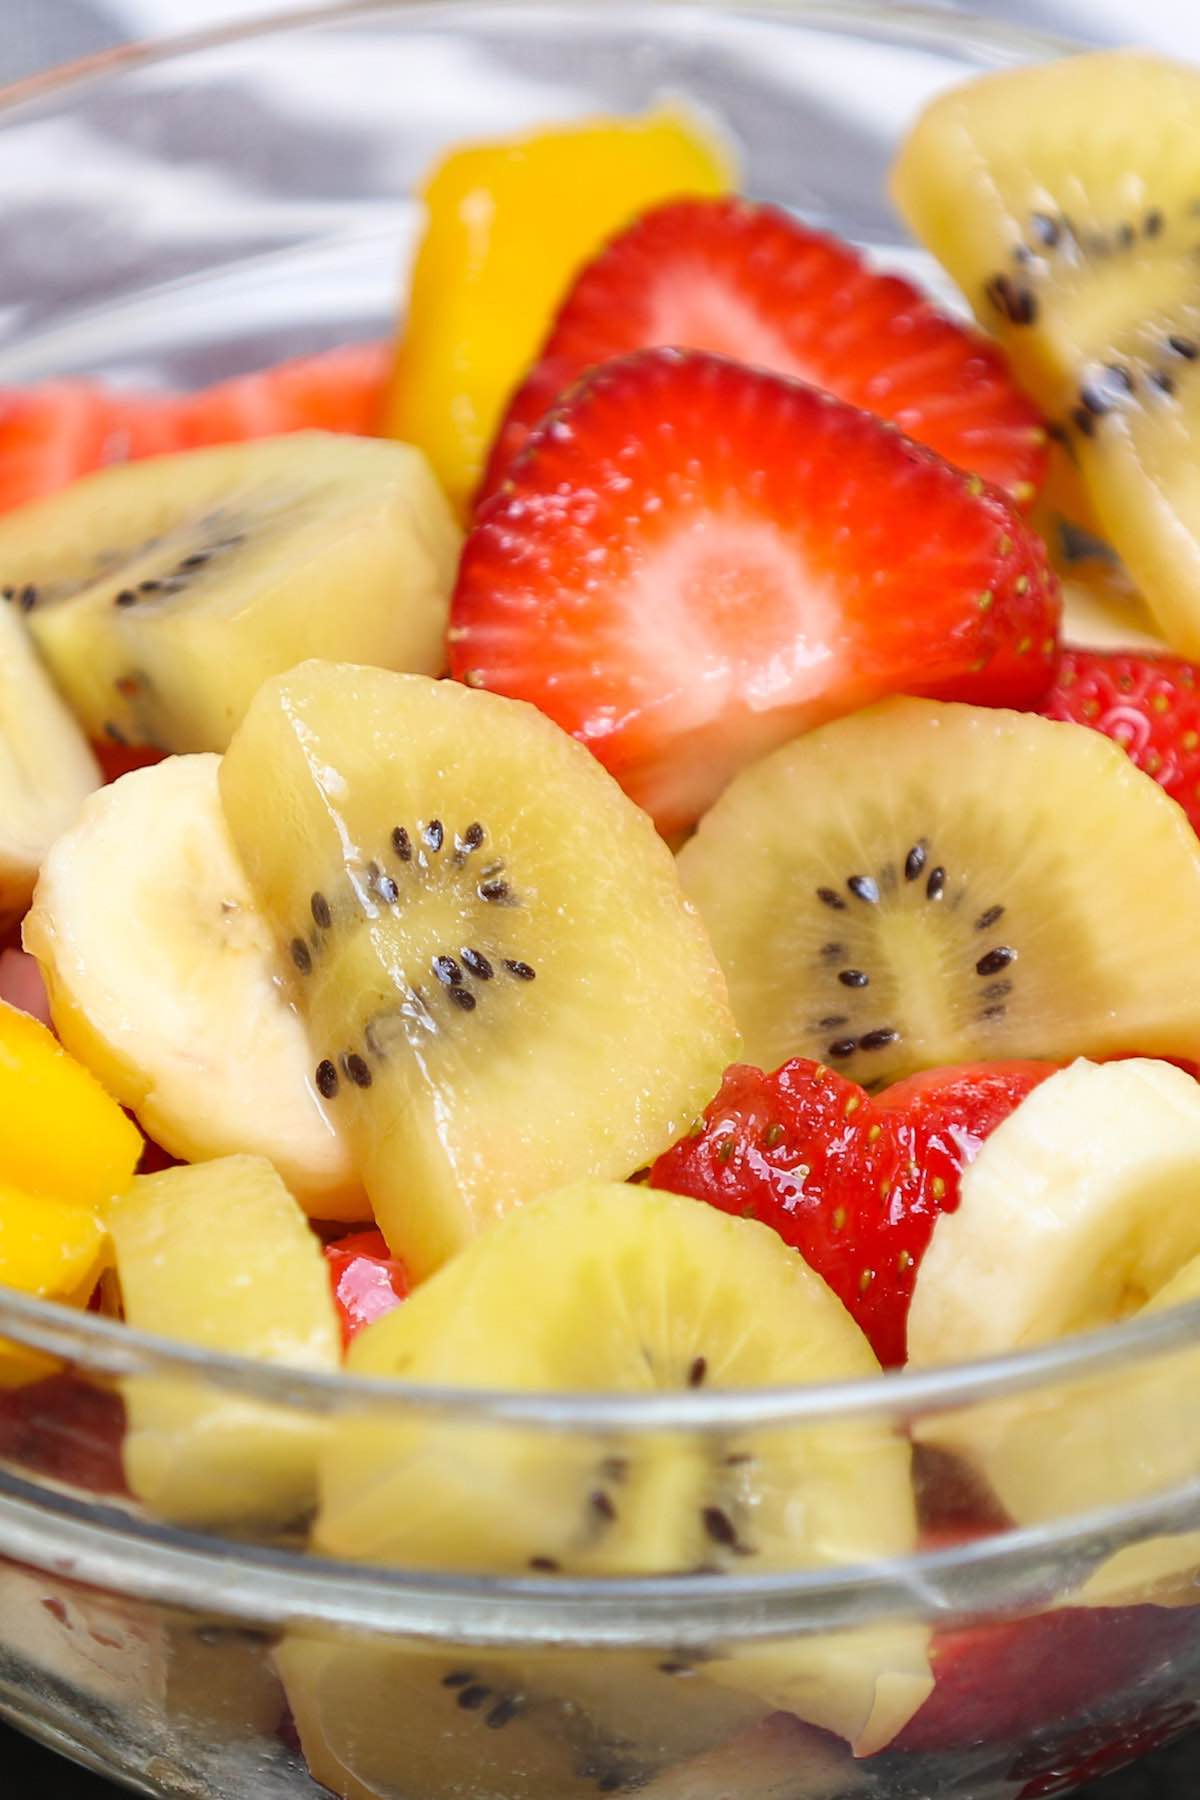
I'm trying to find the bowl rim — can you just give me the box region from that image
[0,0,1185,1438]
[0,0,1083,115]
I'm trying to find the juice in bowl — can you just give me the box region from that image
[2,6,1200,1799]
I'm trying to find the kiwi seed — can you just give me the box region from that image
[456,1684,493,1711]
[341,1052,373,1089]
[590,1489,618,1525]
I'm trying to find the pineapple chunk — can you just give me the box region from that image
[387,108,734,511]
[108,1156,340,1528]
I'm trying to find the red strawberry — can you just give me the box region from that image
[0,383,112,514]
[1040,649,1200,835]
[1010,1696,1197,1797]
[125,341,390,452]
[649,1057,1055,1366]
[477,196,1047,510]
[0,344,389,514]
[325,1228,409,1348]
[0,1374,128,1496]
[451,349,1060,833]
[894,1606,1195,1756]
[93,740,166,785]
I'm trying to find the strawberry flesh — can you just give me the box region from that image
[0,1373,128,1495]
[649,1056,1055,1366]
[0,343,389,515]
[324,1228,409,1348]
[1040,649,1200,835]
[0,383,112,515]
[452,348,1060,833]
[894,1603,1196,1756]
[113,341,390,455]
[478,196,1047,510]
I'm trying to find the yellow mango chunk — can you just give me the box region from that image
[0,1182,108,1386]
[386,107,734,511]
[0,999,141,1205]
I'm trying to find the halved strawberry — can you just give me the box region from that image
[1009,1697,1197,1797]
[0,344,389,514]
[0,1374,128,1495]
[324,1228,409,1348]
[649,1057,1055,1367]
[477,196,1048,509]
[0,383,112,514]
[894,1606,1195,1757]
[1040,649,1200,835]
[149,341,390,450]
[451,348,1060,832]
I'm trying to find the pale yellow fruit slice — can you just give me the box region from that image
[0,433,460,752]
[636,1713,848,1800]
[1059,561,1165,652]
[678,700,1200,1085]
[0,601,99,927]
[892,51,1200,655]
[315,1182,929,1754]
[908,1059,1200,1602]
[109,1155,339,1527]
[219,663,738,1276]
[276,1637,766,1800]
[25,754,362,1219]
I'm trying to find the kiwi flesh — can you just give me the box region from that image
[677,697,1200,1087]
[892,51,1200,653]
[317,1184,930,1754]
[0,433,459,752]
[277,1636,767,1800]
[218,664,739,1278]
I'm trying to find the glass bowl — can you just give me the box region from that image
[3,5,1200,1799]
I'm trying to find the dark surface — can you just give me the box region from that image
[2,1716,1199,1798]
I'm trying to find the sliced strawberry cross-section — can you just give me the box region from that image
[650,1056,1055,1367]
[0,383,112,515]
[477,195,1047,510]
[0,343,389,516]
[452,348,1060,833]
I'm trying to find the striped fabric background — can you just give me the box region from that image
[0,0,1196,88]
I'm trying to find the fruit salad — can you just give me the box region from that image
[6,48,1200,1800]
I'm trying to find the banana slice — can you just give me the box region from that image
[24,754,363,1218]
[909,1058,1200,1595]
[0,600,99,926]
[314,1182,930,1755]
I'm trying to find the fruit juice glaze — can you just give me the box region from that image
[4,45,1200,1800]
